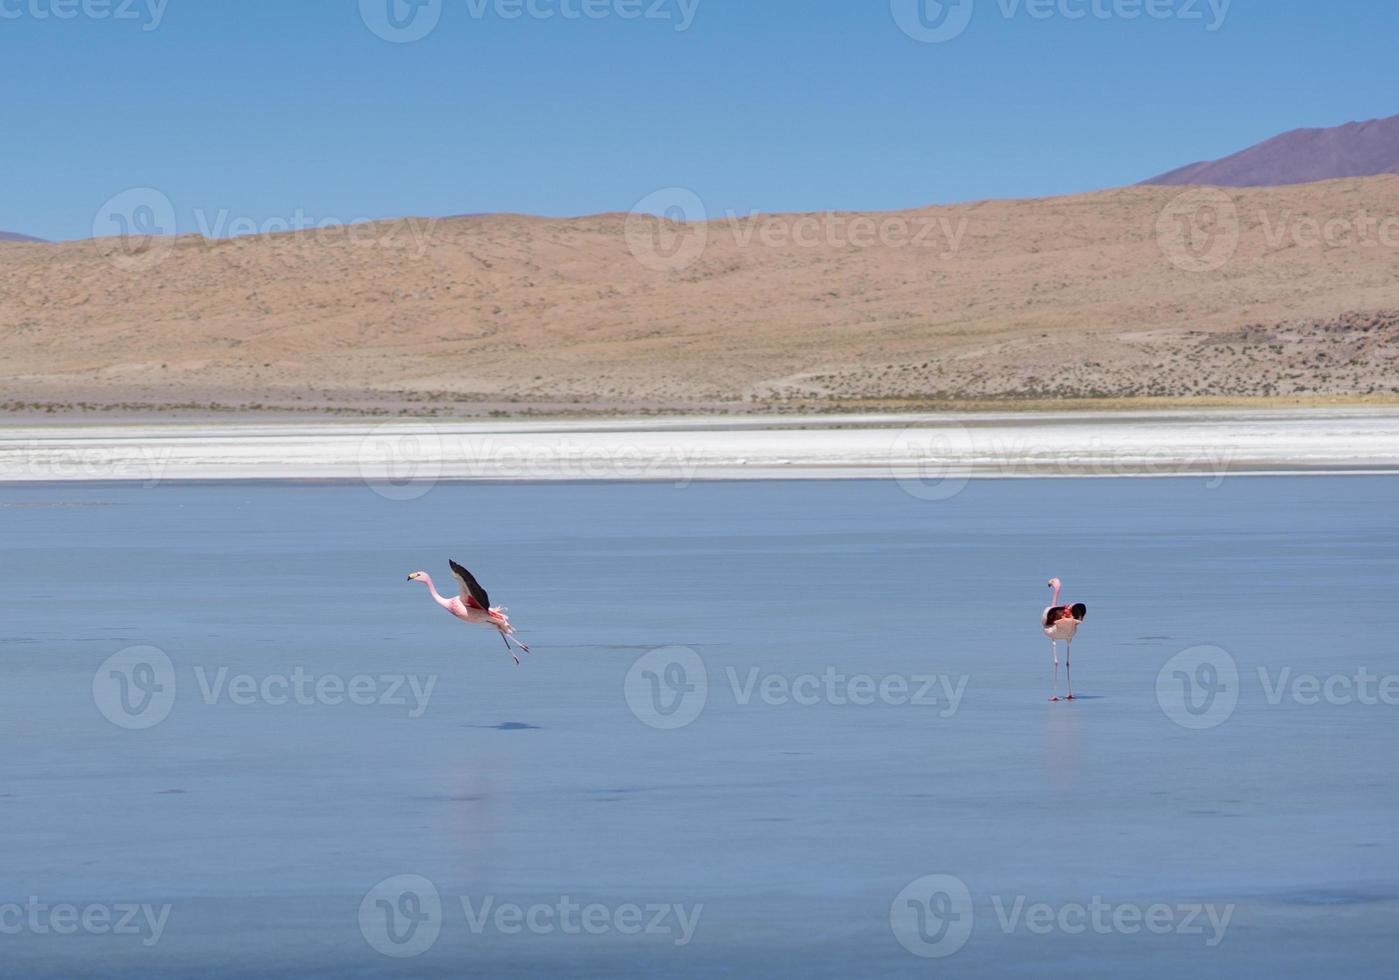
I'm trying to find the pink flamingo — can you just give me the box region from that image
[1042,577,1087,702]
[408,560,531,664]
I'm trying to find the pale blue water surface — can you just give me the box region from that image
[1,477,1396,978]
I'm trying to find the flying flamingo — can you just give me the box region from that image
[1042,577,1087,702]
[408,560,531,664]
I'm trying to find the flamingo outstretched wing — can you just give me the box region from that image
[449,560,491,611]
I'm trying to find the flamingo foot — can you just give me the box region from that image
[1066,694,1076,701]
[1049,696,1061,702]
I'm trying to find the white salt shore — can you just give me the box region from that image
[2,409,1398,485]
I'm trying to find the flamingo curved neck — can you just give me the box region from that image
[1052,584,1062,606]
[418,574,451,608]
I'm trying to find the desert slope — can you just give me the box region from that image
[2,178,1398,416]
[1145,113,1399,187]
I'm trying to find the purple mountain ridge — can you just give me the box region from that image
[1143,112,1399,188]
[0,231,48,243]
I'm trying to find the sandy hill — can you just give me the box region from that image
[1145,113,1399,188]
[2,178,1398,416]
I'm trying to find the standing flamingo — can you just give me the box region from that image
[1042,577,1087,702]
[408,560,531,664]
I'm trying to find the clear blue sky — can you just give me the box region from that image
[4,0,1397,241]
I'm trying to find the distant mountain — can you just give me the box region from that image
[0,231,47,243]
[1144,113,1399,187]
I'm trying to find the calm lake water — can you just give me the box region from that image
[2,477,1397,978]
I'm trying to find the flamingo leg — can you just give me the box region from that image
[499,631,520,665]
[1066,643,1074,700]
[1050,641,1060,702]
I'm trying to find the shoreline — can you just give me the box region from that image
[5,394,1399,426]
[3,408,1398,485]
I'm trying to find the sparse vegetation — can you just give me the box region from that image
[4,179,1399,419]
